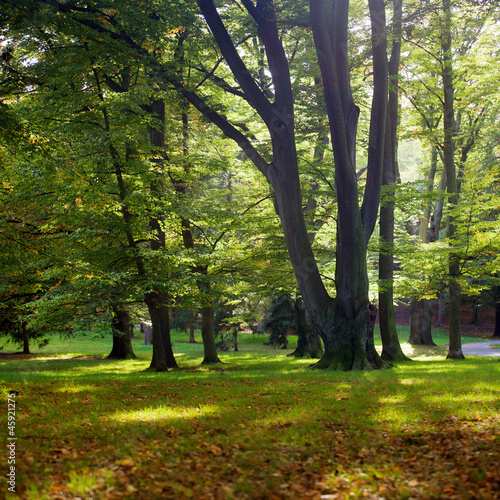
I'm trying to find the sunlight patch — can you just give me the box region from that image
[111,404,219,423]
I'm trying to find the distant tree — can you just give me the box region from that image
[264,295,295,350]
[108,308,136,360]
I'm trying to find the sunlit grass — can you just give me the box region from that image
[2,328,499,499]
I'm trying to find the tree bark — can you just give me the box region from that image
[410,147,439,346]
[181,219,221,364]
[147,98,179,369]
[436,292,444,327]
[288,298,323,359]
[409,298,436,346]
[188,310,196,343]
[95,71,177,372]
[442,0,464,359]
[200,304,220,363]
[309,0,389,370]
[419,146,439,243]
[145,292,178,371]
[22,321,30,355]
[378,0,409,362]
[107,308,136,360]
[493,299,500,338]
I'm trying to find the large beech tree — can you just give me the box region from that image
[185,0,389,370]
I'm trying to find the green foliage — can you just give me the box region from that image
[1,0,500,351]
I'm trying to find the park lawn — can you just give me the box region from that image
[1,329,499,499]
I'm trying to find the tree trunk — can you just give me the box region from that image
[188,310,196,343]
[493,300,500,338]
[378,0,409,363]
[143,325,153,345]
[436,292,444,327]
[107,308,136,360]
[308,0,389,370]
[22,321,30,355]
[145,292,178,371]
[442,0,464,359]
[470,301,479,325]
[288,298,323,359]
[146,99,180,369]
[200,303,221,364]
[419,146,439,243]
[409,298,436,346]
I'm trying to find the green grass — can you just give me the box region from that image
[1,328,499,499]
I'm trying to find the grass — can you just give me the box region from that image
[1,328,499,499]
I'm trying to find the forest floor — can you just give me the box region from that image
[1,328,499,500]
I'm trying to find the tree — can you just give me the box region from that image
[397,0,498,354]
[441,0,464,359]
[108,307,136,360]
[1,0,390,370]
[176,0,389,370]
[378,0,410,361]
[264,295,294,349]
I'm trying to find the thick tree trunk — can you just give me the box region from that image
[145,293,178,371]
[200,303,221,364]
[108,308,136,360]
[409,298,436,346]
[288,298,323,359]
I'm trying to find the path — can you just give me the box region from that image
[462,340,500,357]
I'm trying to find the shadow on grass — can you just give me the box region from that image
[4,350,500,499]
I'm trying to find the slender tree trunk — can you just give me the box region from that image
[410,147,438,346]
[470,301,479,325]
[182,218,221,364]
[379,0,409,362]
[22,321,30,355]
[442,0,464,359]
[493,300,500,338]
[434,169,447,237]
[419,146,439,243]
[94,74,175,370]
[436,292,444,327]
[148,98,179,369]
[107,308,136,360]
[188,310,196,343]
